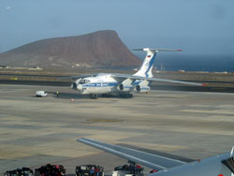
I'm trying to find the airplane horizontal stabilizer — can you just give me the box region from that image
[78,138,186,170]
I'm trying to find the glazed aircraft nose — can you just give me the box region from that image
[77,84,83,91]
[72,83,77,90]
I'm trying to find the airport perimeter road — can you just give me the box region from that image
[0,84,234,175]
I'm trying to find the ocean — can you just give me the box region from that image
[137,54,234,72]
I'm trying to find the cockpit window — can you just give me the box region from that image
[80,79,90,84]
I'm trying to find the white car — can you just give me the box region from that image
[36,91,48,97]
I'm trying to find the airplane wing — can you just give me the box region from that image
[58,74,98,80]
[60,72,204,86]
[109,73,204,86]
[78,138,187,171]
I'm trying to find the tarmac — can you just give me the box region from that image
[0,84,234,175]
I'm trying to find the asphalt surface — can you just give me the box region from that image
[1,80,234,93]
[0,84,234,175]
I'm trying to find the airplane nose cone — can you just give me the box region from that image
[77,84,83,91]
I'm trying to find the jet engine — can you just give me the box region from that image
[118,83,124,91]
[117,83,132,92]
[135,85,150,93]
[117,79,133,92]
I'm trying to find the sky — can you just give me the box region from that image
[0,0,234,56]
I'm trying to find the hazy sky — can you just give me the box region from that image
[0,0,234,56]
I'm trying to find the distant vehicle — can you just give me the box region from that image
[75,165,104,176]
[36,91,48,97]
[113,163,144,176]
[69,48,204,99]
[35,164,66,176]
[4,167,33,176]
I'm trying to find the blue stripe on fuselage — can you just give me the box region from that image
[145,53,157,77]
[82,82,118,88]
[140,87,150,90]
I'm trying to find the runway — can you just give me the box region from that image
[0,84,234,175]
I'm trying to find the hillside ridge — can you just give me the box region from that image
[0,30,141,69]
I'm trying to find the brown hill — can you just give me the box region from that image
[0,30,141,69]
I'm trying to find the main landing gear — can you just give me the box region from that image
[119,93,133,98]
[90,94,98,99]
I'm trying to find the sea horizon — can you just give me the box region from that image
[136,54,234,72]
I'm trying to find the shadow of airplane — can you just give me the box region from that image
[46,91,133,99]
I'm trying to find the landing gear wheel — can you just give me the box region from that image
[128,94,133,98]
[90,94,98,99]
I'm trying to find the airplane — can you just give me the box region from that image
[78,138,234,176]
[70,48,205,98]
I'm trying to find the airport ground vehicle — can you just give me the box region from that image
[35,91,48,97]
[34,164,66,176]
[113,163,144,176]
[75,165,104,176]
[4,167,33,176]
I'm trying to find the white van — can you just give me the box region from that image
[36,91,48,97]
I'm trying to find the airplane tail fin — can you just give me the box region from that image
[133,48,182,78]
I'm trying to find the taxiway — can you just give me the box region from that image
[0,84,234,175]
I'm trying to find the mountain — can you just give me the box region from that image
[0,30,141,69]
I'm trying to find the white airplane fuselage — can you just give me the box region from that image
[72,73,150,95]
